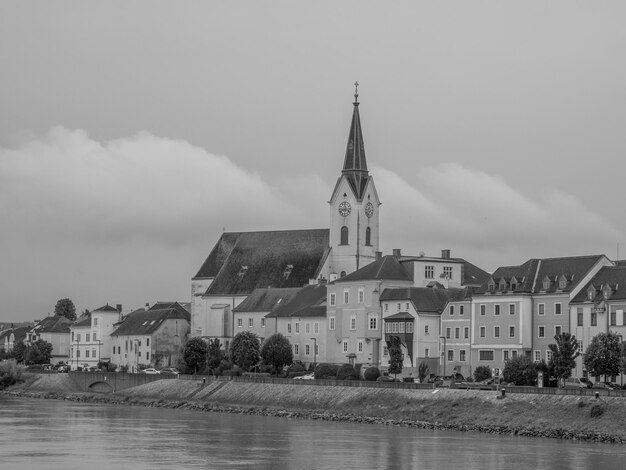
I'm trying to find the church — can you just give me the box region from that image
[190,86,381,348]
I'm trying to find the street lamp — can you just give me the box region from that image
[310,337,317,367]
[439,336,447,376]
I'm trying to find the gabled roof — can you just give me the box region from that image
[195,229,330,296]
[234,288,301,313]
[93,304,119,312]
[0,326,29,344]
[72,313,92,328]
[476,259,540,294]
[380,287,464,314]
[111,308,189,336]
[335,255,412,283]
[572,266,626,303]
[149,301,191,320]
[531,255,607,293]
[32,316,72,334]
[266,284,327,318]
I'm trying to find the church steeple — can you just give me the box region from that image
[342,82,369,201]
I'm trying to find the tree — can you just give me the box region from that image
[206,338,224,374]
[182,337,208,374]
[474,365,492,382]
[418,362,429,383]
[502,355,537,385]
[230,331,261,372]
[27,339,53,364]
[621,342,626,375]
[54,298,76,321]
[548,332,579,382]
[584,332,622,380]
[387,336,403,377]
[260,333,293,375]
[12,341,26,364]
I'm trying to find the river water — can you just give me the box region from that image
[1,395,625,469]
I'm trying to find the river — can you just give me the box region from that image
[1,395,625,469]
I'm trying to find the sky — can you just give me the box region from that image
[1,1,625,322]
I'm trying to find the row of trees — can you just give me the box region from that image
[181,331,294,375]
[1,339,53,365]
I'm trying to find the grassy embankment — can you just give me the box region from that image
[6,373,626,443]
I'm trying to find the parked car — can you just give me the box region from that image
[294,373,315,380]
[57,365,69,373]
[160,367,179,375]
[563,377,593,389]
[430,375,453,387]
[141,368,160,374]
[592,382,616,390]
[88,366,101,372]
[376,375,401,382]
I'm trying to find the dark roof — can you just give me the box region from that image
[475,259,540,294]
[380,287,464,314]
[111,308,189,336]
[0,326,30,344]
[266,284,327,318]
[195,229,330,296]
[32,316,72,334]
[613,260,626,267]
[341,94,370,200]
[234,288,301,313]
[571,266,626,303]
[72,313,92,328]
[149,302,191,320]
[384,312,414,320]
[93,304,119,312]
[399,255,490,287]
[335,255,412,283]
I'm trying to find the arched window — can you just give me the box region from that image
[340,226,349,245]
[365,227,371,246]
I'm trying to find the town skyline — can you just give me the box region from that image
[2,2,625,322]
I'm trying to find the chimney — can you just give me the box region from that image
[145,302,150,310]
[441,249,450,259]
[375,251,382,260]
[392,248,401,258]
[116,304,122,313]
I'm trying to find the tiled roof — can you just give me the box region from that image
[195,229,330,296]
[380,287,464,313]
[475,259,540,294]
[72,314,92,328]
[32,316,72,334]
[384,312,414,320]
[93,304,119,312]
[0,326,29,344]
[149,302,191,320]
[341,95,370,200]
[399,255,489,287]
[335,255,412,283]
[111,308,189,336]
[266,284,326,318]
[571,266,626,303]
[234,288,301,313]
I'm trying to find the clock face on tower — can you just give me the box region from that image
[338,201,352,217]
[365,202,374,218]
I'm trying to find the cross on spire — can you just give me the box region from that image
[354,81,359,103]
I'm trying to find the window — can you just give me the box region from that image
[237,318,243,328]
[554,303,562,315]
[555,325,562,336]
[447,350,453,361]
[146,338,149,347]
[534,350,541,363]
[509,326,515,337]
[294,344,299,355]
[340,226,349,245]
[425,265,434,279]
[358,340,363,353]
[480,327,486,338]
[368,314,377,330]
[479,350,494,361]
[480,305,486,316]
[305,344,310,356]
[77,334,81,342]
[425,348,429,357]
[538,326,545,338]
[329,317,335,330]
[384,303,388,312]
[305,322,310,334]
[287,323,292,334]
[314,322,319,334]
[610,311,616,326]
[578,340,583,353]
[464,327,469,339]
[93,318,98,326]
[261,318,266,328]
[591,312,597,326]
[342,339,348,353]
[406,322,413,333]
[538,304,545,315]
[577,308,583,326]
[397,303,401,312]
[494,326,500,338]
[546,350,553,362]
[329,293,336,306]
[72,332,74,342]
[295,322,300,334]
[446,327,451,339]
[344,289,349,304]
[425,325,429,335]
[512,350,518,358]
[443,266,453,279]
[494,305,500,316]
[392,323,398,333]
[509,304,515,315]
[455,328,460,339]
[399,322,405,333]
[460,305,464,315]
[358,288,365,304]
[460,350,466,361]
[450,305,454,316]
[93,333,97,341]
[315,344,319,356]
[503,350,509,362]
[248,318,254,327]
[405,302,409,311]
[365,227,371,246]
[146,352,150,361]
[77,350,80,358]
[350,316,356,330]
[383,345,389,356]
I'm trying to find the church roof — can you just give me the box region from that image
[234,288,301,313]
[341,85,370,200]
[334,255,412,283]
[195,229,330,296]
[111,308,188,336]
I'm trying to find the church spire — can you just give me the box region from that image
[342,82,369,200]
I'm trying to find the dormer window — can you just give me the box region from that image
[487,279,495,292]
[587,285,595,301]
[499,278,506,291]
[603,284,612,300]
[510,277,518,291]
[542,276,551,291]
[238,266,248,279]
[283,264,294,280]
[558,275,567,290]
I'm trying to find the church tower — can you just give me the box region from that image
[328,83,380,279]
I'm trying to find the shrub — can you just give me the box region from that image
[590,404,605,418]
[502,355,537,385]
[0,360,24,389]
[474,366,492,382]
[287,363,305,374]
[577,400,587,408]
[222,369,242,377]
[336,364,358,381]
[119,365,129,373]
[363,366,381,381]
[314,363,339,379]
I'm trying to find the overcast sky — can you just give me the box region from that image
[1,1,625,323]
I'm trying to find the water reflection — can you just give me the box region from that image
[1,395,625,469]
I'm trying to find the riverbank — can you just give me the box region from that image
[5,374,626,444]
